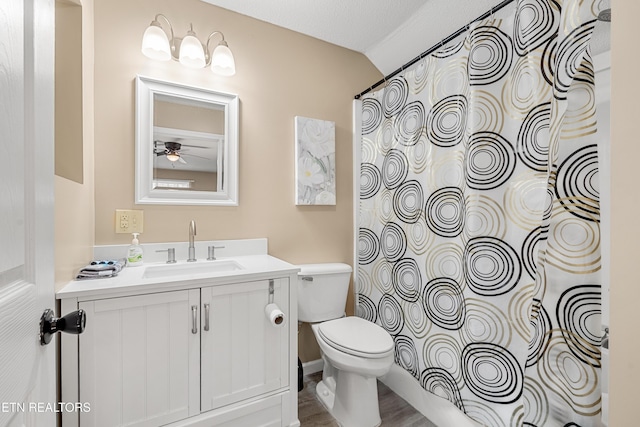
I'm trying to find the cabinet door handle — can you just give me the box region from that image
[204,303,210,331]
[191,305,198,334]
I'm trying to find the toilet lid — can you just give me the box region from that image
[318,317,394,358]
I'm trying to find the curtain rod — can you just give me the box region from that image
[354,0,517,99]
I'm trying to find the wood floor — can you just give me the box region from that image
[298,372,435,427]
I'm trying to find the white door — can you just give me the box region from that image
[0,0,56,426]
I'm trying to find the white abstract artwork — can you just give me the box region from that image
[295,116,336,205]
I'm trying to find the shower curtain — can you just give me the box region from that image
[356,1,601,426]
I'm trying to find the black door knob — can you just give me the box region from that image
[40,308,86,345]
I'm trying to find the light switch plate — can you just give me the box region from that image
[115,209,144,233]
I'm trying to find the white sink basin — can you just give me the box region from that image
[143,260,244,279]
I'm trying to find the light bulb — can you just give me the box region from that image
[141,23,171,61]
[211,41,236,76]
[179,31,206,68]
[166,152,180,162]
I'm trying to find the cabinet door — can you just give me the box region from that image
[79,289,200,426]
[201,279,289,412]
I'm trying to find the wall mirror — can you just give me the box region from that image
[135,75,238,205]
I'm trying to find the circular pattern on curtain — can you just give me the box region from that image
[465,132,517,190]
[460,298,512,348]
[553,22,596,99]
[394,335,420,378]
[382,77,409,118]
[422,333,464,387]
[468,26,514,86]
[517,102,550,171]
[357,294,378,323]
[392,258,422,302]
[393,180,424,224]
[422,277,465,330]
[358,228,379,265]
[461,342,524,404]
[360,163,381,200]
[378,294,405,335]
[513,0,558,56]
[421,367,465,411]
[361,98,383,134]
[395,101,426,146]
[425,187,465,237]
[464,236,522,296]
[555,144,600,222]
[382,149,409,189]
[380,222,407,262]
[426,95,468,147]
[556,284,601,366]
[527,300,552,367]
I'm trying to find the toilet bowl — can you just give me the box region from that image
[297,264,394,427]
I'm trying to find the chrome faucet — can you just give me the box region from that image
[188,220,197,262]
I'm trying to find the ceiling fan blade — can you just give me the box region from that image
[178,156,188,164]
[182,153,213,160]
[180,143,212,149]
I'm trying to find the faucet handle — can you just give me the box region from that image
[207,245,225,261]
[156,248,177,264]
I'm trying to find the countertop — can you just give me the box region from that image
[57,239,299,301]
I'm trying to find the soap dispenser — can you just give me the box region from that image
[127,233,144,267]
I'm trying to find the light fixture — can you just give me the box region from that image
[165,151,181,162]
[141,14,236,76]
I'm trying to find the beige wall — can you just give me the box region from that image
[55,0,83,184]
[155,100,224,134]
[54,0,95,291]
[92,0,381,361]
[609,2,640,424]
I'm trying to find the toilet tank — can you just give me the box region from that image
[297,263,353,323]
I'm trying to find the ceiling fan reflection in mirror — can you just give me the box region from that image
[154,140,212,167]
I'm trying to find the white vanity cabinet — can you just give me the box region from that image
[201,279,289,412]
[78,290,200,426]
[58,252,299,427]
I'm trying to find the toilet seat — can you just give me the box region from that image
[317,317,394,359]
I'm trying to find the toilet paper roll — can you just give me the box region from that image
[265,303,286,327]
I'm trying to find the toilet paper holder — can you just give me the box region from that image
[269,279,275,304]
[265,279,286,327]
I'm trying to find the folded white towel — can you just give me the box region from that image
[76,259,126,280]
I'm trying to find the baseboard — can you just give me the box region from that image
[379,364,481,427]
[301,359,324,375]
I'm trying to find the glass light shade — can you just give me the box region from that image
[179,34,206,68]
[166,152,180,162]
[141,25,171,61]
[211,43,236,76]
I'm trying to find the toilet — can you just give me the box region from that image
[297,263,394,427]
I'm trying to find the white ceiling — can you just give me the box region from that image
[202,0,610,77]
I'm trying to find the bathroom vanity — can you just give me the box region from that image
[57,239,300,427]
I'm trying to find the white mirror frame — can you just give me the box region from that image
[135,75,239,205]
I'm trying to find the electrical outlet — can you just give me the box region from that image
[115,209,144,233]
